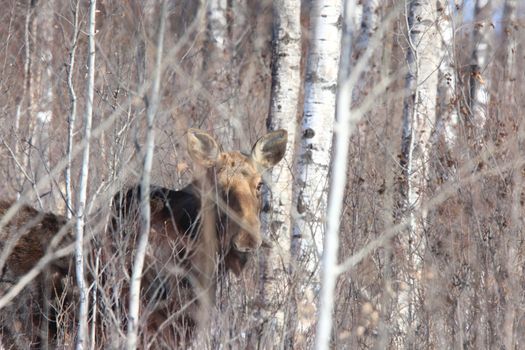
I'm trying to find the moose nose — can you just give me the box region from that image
[232,233,262,253]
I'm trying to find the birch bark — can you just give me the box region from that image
[502,3,518,348]
[469,0,492,146]
[65,0,80,219]
[292,0,342,346]
[261,0,300,347]
[75,1,97,348]
[315,0,356,348]
[431,2,460,345]
[397,0,440,347]
[13,0,34,198]
[207,0,228,52]
[126,2,166,349]
[502,0,517,98]
[32,0,55,208]
[205,0,236,148]
[355,0,378,56]
[435,0,459,150]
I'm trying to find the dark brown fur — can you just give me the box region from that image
[0,128,287,348]
[106,129,287,346]
[0,201,74,349]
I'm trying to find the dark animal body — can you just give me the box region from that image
[0,201,74,349]
[0,128,287,348]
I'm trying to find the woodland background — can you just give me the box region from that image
[0,0,524,349]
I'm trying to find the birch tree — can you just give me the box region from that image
[11,0,43,207]
[65,0,80,219]
[207,0,228,52]
[126,2,166,349]
[11,0,34,201]
[205,0,236,148]
[469,0,492,146]
[352,0,379,110]
[292,0,342,346]
[429,2,460,345]
[355,0,378,57]
[501,3,518,348]
[32,0,56,208]
[315,0,356,348]
[502,0,517,97]
[435,0,459,150]
[260,0,300,347]
[75,0,97,348]
[397,0,440,347]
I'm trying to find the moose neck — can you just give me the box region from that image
[187,169,239,277]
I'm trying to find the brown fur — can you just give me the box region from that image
[0,128,287,348]
[0,201,74,349]
[107,129,287,346]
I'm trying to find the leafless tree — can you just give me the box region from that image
[315,0,357,348]
[126,2,167,349]
[1,1,525,349]
[397,0,440,347]
[260,0,301,347]
[65,0,80,219]
[74,0,97,348]
[435,0,460,150]
[291,0,342,346]
[469,0,492,146]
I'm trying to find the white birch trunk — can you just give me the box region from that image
[205,0,234,148]
[352,0,378,109]
[435,0,459,149]
[126,2,166,349]
[13,1,34,197]
[66,0,80,219]
[315,1,356,349]
[397,0,440,347]
[469,0,492,146]
[261,0,300,347]
[355,0,378,55]
[431,2,459,344]
[206,0,239,149]
[29,0,56,209]
[503,0,517,97]
[207,0,228,51]
[75,1,97,348]
[502,3,518,348]
[292,0,342,346]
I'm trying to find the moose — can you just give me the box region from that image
[0,128,287,348]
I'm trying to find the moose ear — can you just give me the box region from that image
[187,129,220,167]
[251,129,288,170]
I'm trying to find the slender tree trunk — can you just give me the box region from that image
[355,0,378,56]
[126,2,166,349]
[207,0,228,52]
[431,2,460,345]
[75,1,97,348]
[205,0,236,148]
[397,0,439,347]
[291,0,342,347]
[502,0,517,99]
[66,0,80,219]
[13,0,35,200]
[435,0,459,150]
[33,0,55,208]
[315,1,356,349]
[260,0,300,347]
[501,3,518,348]
[468,0,492,147]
